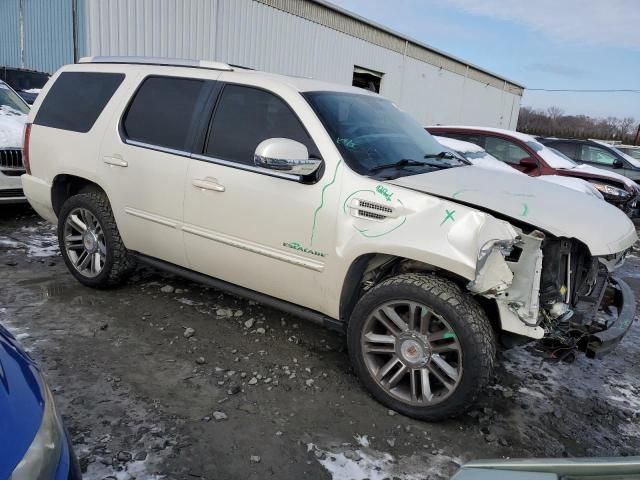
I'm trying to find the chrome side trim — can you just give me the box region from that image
[124,139,192,158]
[191,154,302,182]
[182,224,325,272]
[124,207,177,228]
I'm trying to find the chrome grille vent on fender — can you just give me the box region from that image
[354,199,393,221]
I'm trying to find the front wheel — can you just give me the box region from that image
[58,190,135,288]
[348,273,496,421]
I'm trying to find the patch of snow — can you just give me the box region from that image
[176,298,202,306]
[354,434,369,448]
[309,443,459,480]
[21,88,41,94]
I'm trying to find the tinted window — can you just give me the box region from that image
[484,136,530,165]
[123,76,208,151]
[205,85,318,165]
[546,141,578,159]
[579,145,618,165]
[450,133,485,149]
[34,72,124,132]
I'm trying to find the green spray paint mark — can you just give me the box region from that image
[375,185,394,202]
[440,209,455,226]
[336,137,357,149]
[521,203,529,217]
[355,217,407,238]
[310,160,342,246]
[443,332,456,340]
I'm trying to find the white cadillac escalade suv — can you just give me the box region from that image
[22,57,637,420]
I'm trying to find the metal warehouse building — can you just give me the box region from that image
[0,0,524,128]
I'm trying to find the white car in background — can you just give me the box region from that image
[0,80,29,203]
[434,136,604,200]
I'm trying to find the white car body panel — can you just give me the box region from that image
[0,81,28,203]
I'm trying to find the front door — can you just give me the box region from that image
[182,81,341,313]
[483,135,540,175]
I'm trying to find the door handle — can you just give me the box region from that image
[103,154,128,167]
[192,178,225,192]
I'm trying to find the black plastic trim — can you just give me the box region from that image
[131,252,345,333]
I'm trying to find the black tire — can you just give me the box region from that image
[347,273,496,421]
[57,190,135,288]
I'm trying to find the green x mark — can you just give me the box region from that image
[440,209,455,226]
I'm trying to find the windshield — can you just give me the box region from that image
[0,82,29,115]
[611,145,640,168]
[618,146,640,161]
[303,91,466,178]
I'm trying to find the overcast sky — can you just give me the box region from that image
[330,0,640,120]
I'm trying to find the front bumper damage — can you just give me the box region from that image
[467,228,636,357]
[584,276,635,358]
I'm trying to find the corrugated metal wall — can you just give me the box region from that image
[23,0,74,73]
[0,0,22,69]
[80,0,522,128]
[1,0,522,127]
[0,0,74,73]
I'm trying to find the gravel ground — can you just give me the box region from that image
[1,205,640,480]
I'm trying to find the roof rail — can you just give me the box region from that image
[78,56,233,72]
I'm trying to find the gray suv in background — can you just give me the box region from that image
[539,138,640,184]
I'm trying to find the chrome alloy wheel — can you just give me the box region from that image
[63,207,106,278]
[361,301,463,406]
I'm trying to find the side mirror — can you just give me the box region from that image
[612,158,624,169]
[254,138,321,176]
[519,157,537,168]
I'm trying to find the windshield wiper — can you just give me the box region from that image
[370,158,452,173]
[424,150,470,165]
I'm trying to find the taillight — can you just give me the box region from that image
[23,123,32,175]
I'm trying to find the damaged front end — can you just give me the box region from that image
[468,228,636,359]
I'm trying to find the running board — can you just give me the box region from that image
[130,252,345,333]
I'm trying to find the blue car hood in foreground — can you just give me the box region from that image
[0,324,45,479]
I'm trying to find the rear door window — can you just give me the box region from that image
[484,136,530,164]
[204,84,319,166]
[122,76,209,151]
[34,71,124,132]
[546,141,578,159]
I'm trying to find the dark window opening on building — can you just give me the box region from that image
[352,66,383,93]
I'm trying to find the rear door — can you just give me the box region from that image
[100,74,217,267]
[182,80,340,313]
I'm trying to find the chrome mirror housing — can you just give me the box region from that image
[254,138,321,176]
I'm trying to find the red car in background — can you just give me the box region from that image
[427,126,639,216]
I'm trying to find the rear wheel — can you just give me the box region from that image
[58,190,135,288]
[348,273,496,421]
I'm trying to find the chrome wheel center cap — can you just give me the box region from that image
[83,231,98,253]
[397,333,431,368]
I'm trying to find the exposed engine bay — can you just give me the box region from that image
[469,226,635,359]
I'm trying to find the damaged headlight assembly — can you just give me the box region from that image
[589,182,630,200]
[10,382,64,480]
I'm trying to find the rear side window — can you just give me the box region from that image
[547,141,578,159]
[123,76,208,151]
[204,84,318,165]
[34,72,124,132]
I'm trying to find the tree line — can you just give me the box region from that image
[517,106,638,144]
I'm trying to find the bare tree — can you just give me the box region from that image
[518,106,637,143]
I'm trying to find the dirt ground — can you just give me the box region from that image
[1,204,640,480]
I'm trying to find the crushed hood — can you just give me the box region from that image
[389,165,637,256]
[0,107,26,148]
